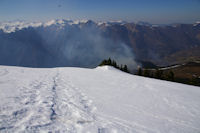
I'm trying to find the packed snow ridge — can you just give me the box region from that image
[0,65,200,133]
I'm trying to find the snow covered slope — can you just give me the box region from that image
[0,66,200,133]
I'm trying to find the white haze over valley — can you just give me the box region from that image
[1,19,200,69]
[0,19,137,69]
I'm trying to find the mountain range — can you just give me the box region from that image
[0,19,200,69]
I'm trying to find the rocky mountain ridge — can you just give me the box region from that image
[0,19,200,68]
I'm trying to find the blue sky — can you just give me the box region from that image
[0,0,200,24]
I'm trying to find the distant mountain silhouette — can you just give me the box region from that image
[0,20,200,68]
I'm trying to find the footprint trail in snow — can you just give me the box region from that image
[0,66,200,133]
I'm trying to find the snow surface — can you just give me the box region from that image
[159,65,181,70]
[0,21,43,33]
[2,19,199,33]
[0,65,200,133]
[193,21,200,26]
[0,19,131,33]
[0,19,87,33]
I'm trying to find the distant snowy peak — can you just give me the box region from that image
[0,21,42,33]
[107,20,127,25]
[1,19,200,33]
[43,19,90,26]
[44,19,65,27]
[193,21,200,26]
[136,21,152,26]
[0,19,93,33]
[44,19,93,27]
[97,20,128,26]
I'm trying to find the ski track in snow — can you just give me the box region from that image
[0,66,200,133]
